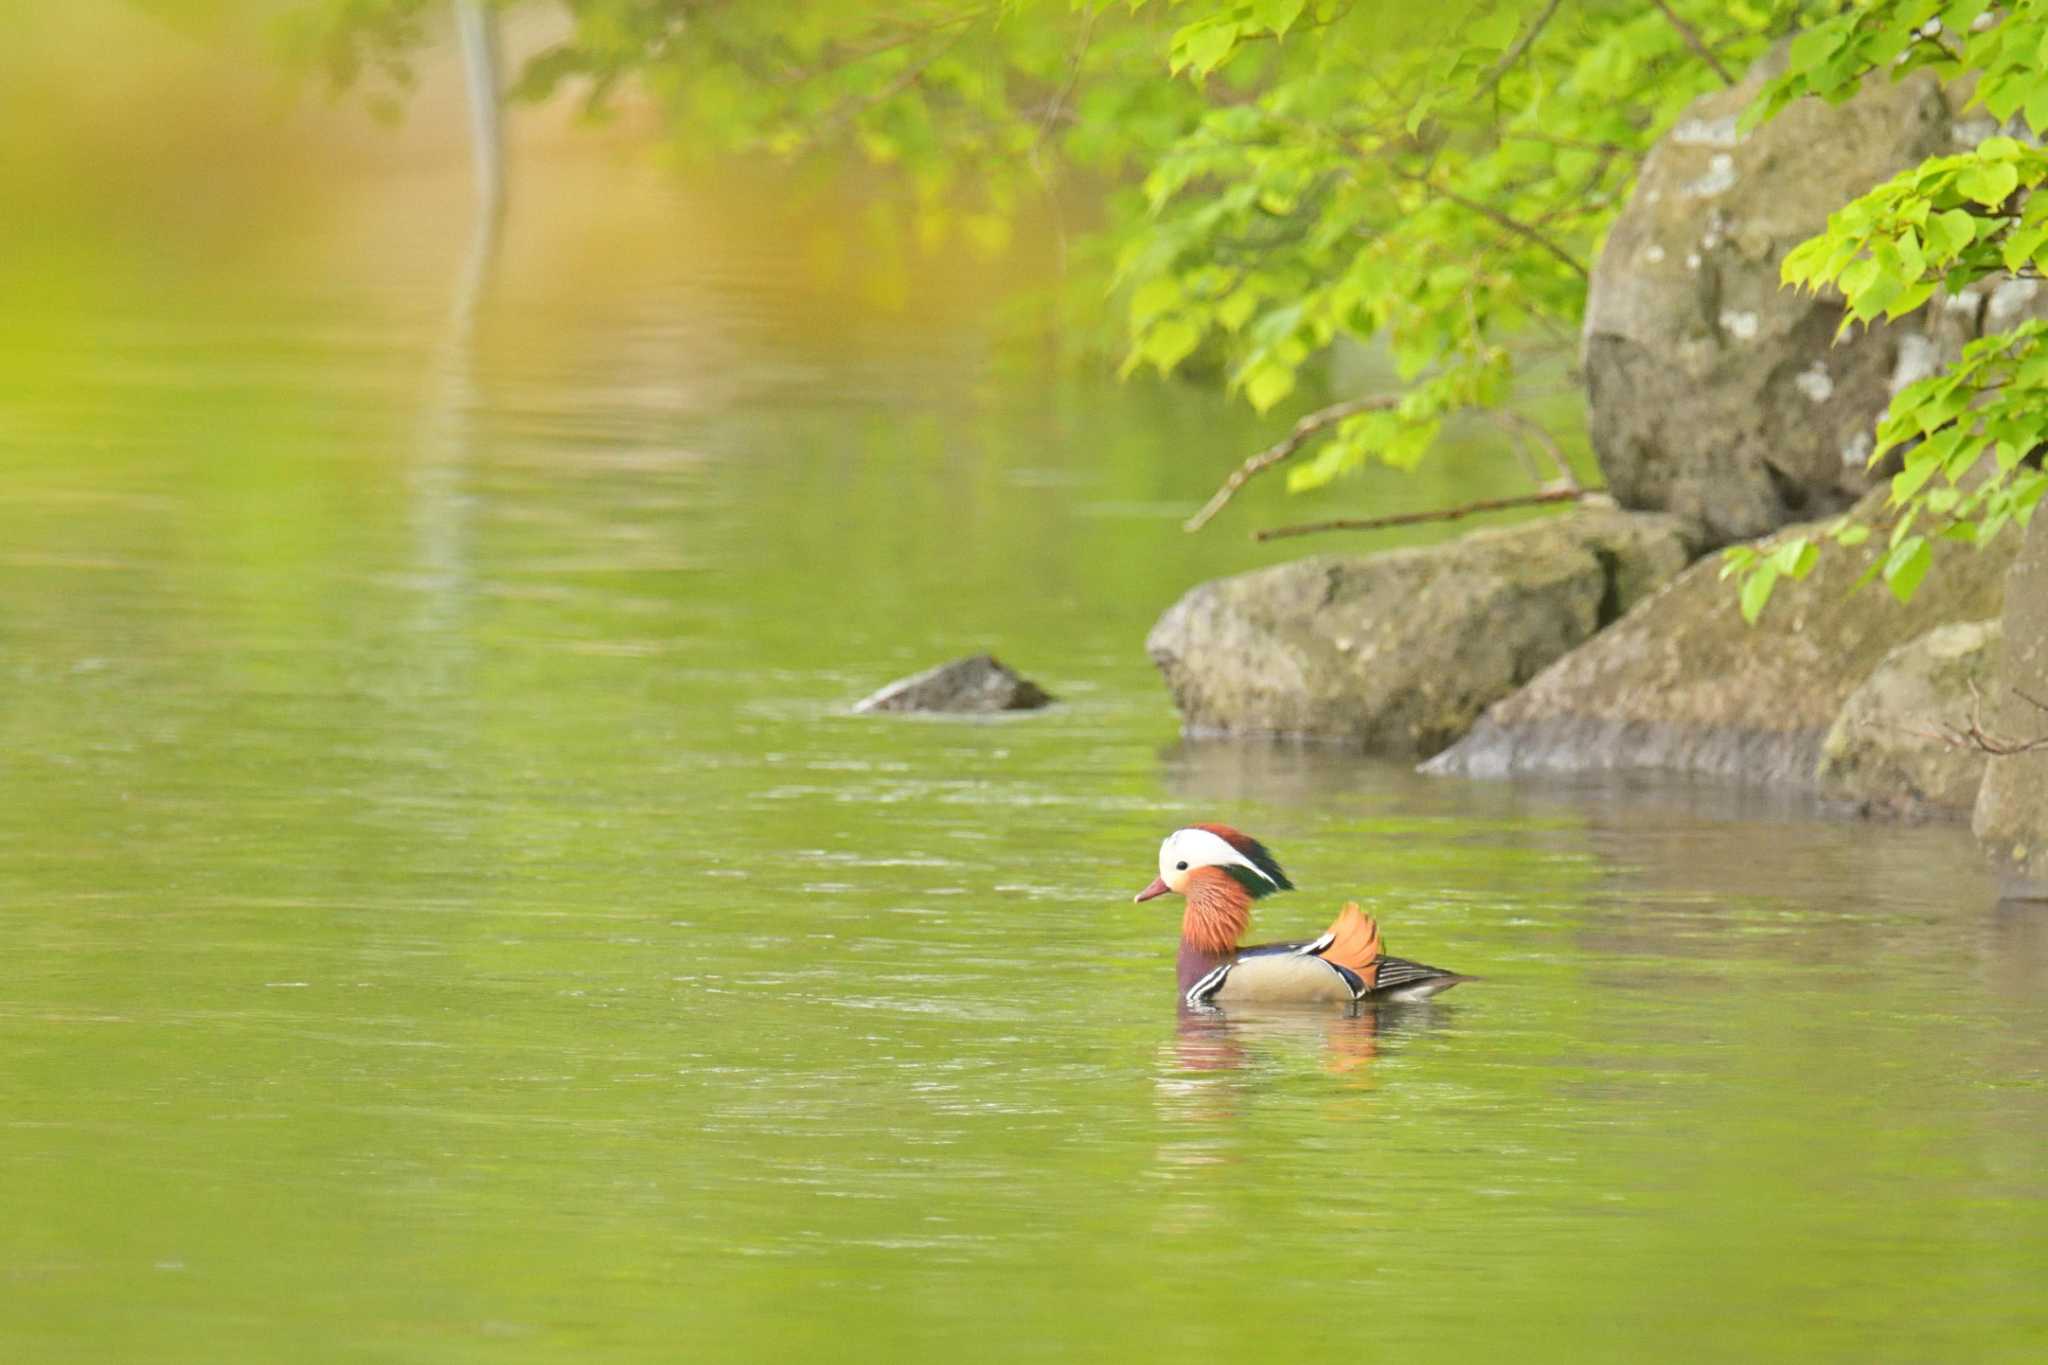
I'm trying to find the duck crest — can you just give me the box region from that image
[1188,823,1293,899]
[1180,867,1252,956]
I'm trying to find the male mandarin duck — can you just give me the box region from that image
[1134,824,1466,1009]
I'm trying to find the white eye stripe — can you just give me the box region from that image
[1159,828,1276,885]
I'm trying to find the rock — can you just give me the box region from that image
[1426,488,2018,785]
[854,654,1053,714]
[1974,515,2048,899]
[1584,52,1957,546]
[1816,620,2002,819]
[1145,509,1696,757]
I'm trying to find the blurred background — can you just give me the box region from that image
[3,5,2045,1362]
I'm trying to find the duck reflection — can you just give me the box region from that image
[1148,1003,1451,1192]
[1170,1001,1386,1076]
[1157,998,1450,1109]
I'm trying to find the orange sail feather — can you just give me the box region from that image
[1318,903,1382,988]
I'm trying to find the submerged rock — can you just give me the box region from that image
[1145,509,1694,758]
[1584,53,1954,546]
[854,654,1053,714]
[1816,620,2002,819]
[1974,516,2048,899]
[1425,490,2017,786]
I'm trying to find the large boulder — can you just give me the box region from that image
[1974,515,2048,899]
[1816,619,2002,819]
[1585,53,1959,546]
[1425,490,2018,785]
[1145,509,1695,757]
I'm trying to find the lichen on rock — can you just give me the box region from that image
[1424,488,2018,786]
[1144,510,1694,757]
[1816,619,2002,820]
[1973,515,2048,899]
[1584,51,1956,547]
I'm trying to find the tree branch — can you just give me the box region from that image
[1398,171,1589,279]
[1650,0,1736,86]
[1252,488,1605,541]
[1478,0,1564,100]
[1914,680,2048,756]
[1490,409,1580,490]
[1183,396,1398,532]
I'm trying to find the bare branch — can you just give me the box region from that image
[1490,409,1580,491]
[1477,0,1564,100]
[1253,488,1606,541]
[1033,9,1097,152]
[1500,130,1636,157]
[1649,0,1736,86]
[1183,396,1398,533]
[1916,679,2048,756]
[1397,170,1588,279]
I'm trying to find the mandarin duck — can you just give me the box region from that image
[1134,824,1466,1009]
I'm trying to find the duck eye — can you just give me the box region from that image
[1175,861,1188,871]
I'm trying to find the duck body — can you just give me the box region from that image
[1137,824,1465,1010]
[1177,905,1464,1008]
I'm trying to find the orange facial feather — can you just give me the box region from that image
[1180,867,1252,956]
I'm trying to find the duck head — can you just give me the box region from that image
[1134,824,1294,955]
[1133,824,1294,903]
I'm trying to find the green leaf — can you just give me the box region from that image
[1243,360,1294,413]
[1739,565,1779,625]
[1883,535,1933,603]
[1885,279,1936,320]
[1172,19,1241,77]
[2003,223,2048,272]
[1957,159,2020,207]
[1787,27,1842,75]
[1895,228,1925,279]
[1141,317,1201,373]
[1927,209,1979,259]
[2027,82,2048,137]
[1216,287,1259,333]
[1128,276,1182,326]
[1835,523,1872,547]
[1249,0,1307,36]
[1767,536,1815,578]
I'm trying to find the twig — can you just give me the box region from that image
[1253,488,1605,541]
[1477,0,1564,100]
[1912,679,2048,756]
[1650,0,1735,86]
[773,11,986,85]
[1500,130,1636,157]
[1397,170,1588,279]
[1027,9,1097,277]
[819,27,971,134]
[1182,396,1397,532]
[1034,9,1096,151]
[1490,409,1580,491]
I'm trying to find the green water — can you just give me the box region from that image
[5,113,2048,1365]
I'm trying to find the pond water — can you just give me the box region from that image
[4,121,2047,1363]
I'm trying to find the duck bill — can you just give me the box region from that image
[1133,877,1170,903]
